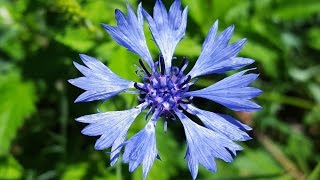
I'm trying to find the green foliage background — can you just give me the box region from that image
[0,0,319,179]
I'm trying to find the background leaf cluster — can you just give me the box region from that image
[0,0,319,179]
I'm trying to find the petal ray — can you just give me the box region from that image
[102,3,154,68]
[122,120,159,180]
[188,22,254,78]
[175,111,243,180]
[143,0,188,74]
[76,103,147,165]
[185,70,262,111]
[185,104,252,141]
[68,54,134,102]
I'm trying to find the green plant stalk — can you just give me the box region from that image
[59,82,68,161]
[259,92,318,110]
[116,159,122,180]
[257,133,305,180]
[308,162,320,180]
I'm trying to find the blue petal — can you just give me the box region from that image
[185,105,252,141]
[175,111,243,179]
[207,69,259,88]
[188,22,254,78]
[220,114,252,131]
[101,3,154,68]
[185,147,198,180]
[76,103,147,164]
[110,130,127,166]
[143,0,188,74]
[68,54,134,102]
[185,70,262,111]
[122,121,159,180]
[73,90,123,103]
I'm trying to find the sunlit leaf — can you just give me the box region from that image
[308,162,320,180]
[289,66,320,82]
[175,36,202,58]
[61,162,88,180]
[286,133,313,173]
[307,27,320,50]
[272,1,320,21]
[0,71,36,155]
[241,39,279,78]
[54,27,95,52]
[0,155,23,179]
[234,148,283,176]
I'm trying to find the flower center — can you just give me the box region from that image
[134,56,193,119]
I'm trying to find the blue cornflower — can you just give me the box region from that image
[68,0,262,179]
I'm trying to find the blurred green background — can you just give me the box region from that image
[0,0,320,179]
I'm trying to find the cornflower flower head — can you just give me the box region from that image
[68,0,262,179]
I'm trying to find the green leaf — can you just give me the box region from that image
[249,18,285,51]
[0,155,23,179]
[234,148,283,176]
[181,0,208,32]
[289,66,320,82]
[0,7,25,61]
[308,162,320,180]
[241,39,279,78]
[106,46,139,82]
[175,36,202,58]
[305,106,320,125]
[54,26,95,52]
[224,0,250,24]
[182,0,241,33]
[272,1,320,21]
[200,147,287,179]
[84,0,129,24]
[309,83,320,103]
[258,116,291,135]
[61,162,88,180]
[286,133,313,173]
[307,27,320,50]
[0,71,36,155]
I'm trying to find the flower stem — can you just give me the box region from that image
[116,159,122,180]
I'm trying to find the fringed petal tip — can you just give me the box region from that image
[101,3,154,68]
[188,22,254,78]
[122,120,159,180]
[185,105,252,141]
[186,69,262,112]
[176,110,244,179]
[143,0,188,74]
[69,54,134,103]
[74,104,146,159]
